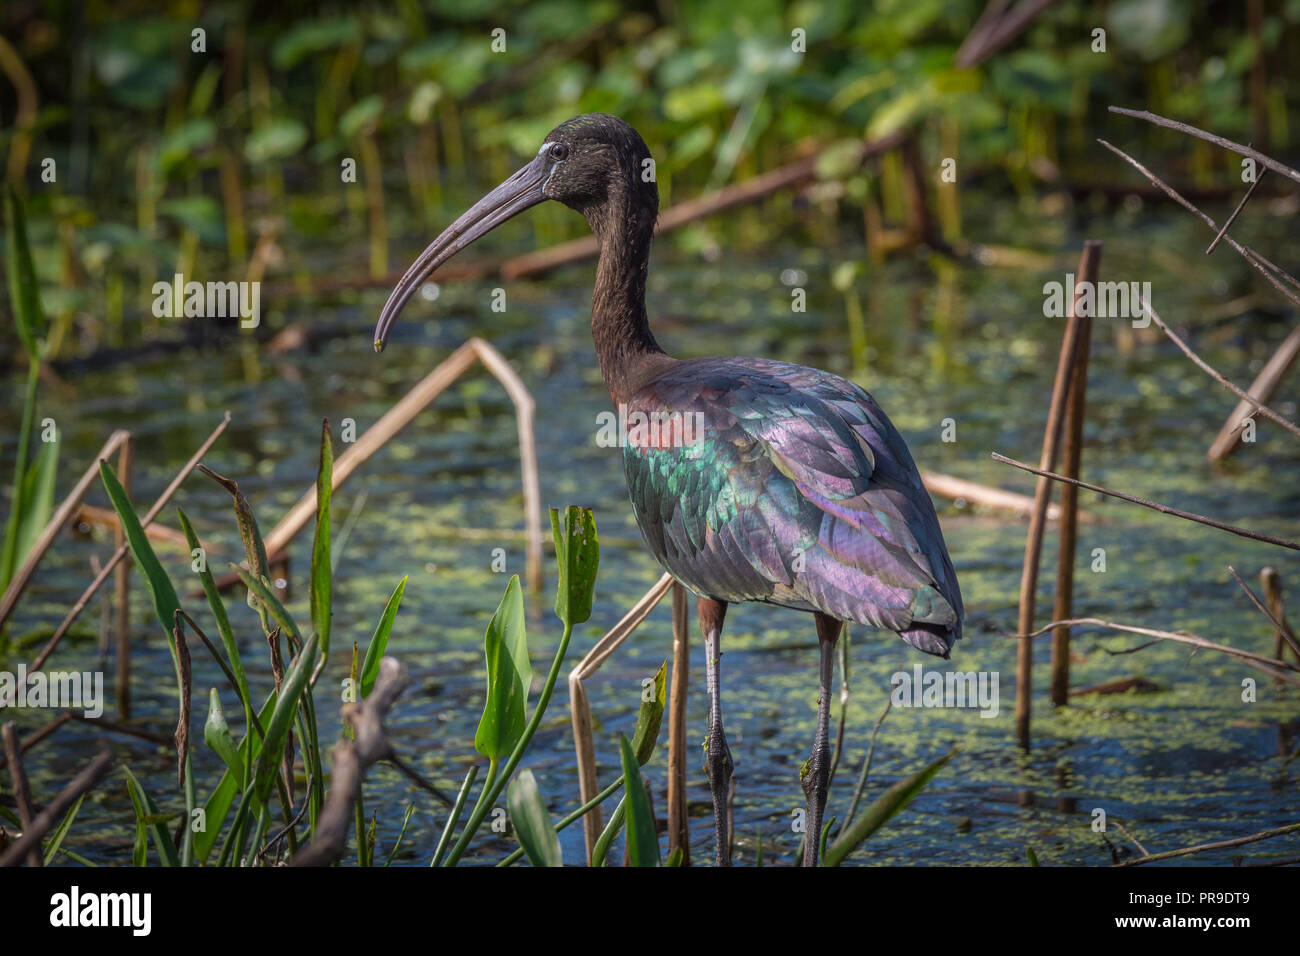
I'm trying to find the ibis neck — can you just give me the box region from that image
[588,201,668,405]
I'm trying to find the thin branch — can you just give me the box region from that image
[1014,616,1300,686]
[385,750,454,807]
[1228,566,1300,659]
[1207,170,1265,255]
[1114,821,1300,867]
[0,750,114,867]
[991,453,1300,551]
[4,412,232,703]
[1098,138,1300,308]
[1109,106,1300,185]
[1134,292,1300,440]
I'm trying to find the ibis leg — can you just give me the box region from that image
[699,596,732,867]
[802,613,842,866]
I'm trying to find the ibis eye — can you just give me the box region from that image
[550,142,569,161]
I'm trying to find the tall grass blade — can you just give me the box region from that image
[123,765,180,867]
[360,575,406,698]
[252,633,318,806]
[310,419,333,659]
[823,749,955,867]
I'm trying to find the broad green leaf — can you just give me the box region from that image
[551,507,598,626]
[631,661,666,766]
[310,420,333,659]
[473,575,530,760]
[4,185,46,359]
[1026,845,1040,866]
[360,576,406,698]
[507,768,562,868]
[204,688,244,788]
[252,633,319,806]
[123,765,180,867]
[618,734,660,867]
[823,749,955,867]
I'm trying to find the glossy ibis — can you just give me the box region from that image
[375,114,963,866]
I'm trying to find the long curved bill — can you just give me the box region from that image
[374,153,550,352]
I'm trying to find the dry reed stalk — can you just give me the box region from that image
[920,471,1090,522]
[0,750,113,868]
[567,572,674,862]
[1261,570,1298,683]
[0,429,131,631]
[73,505,191,549]
[1,723,41,866]
[257,338,544,592]
[1014,245,1093,748]
[1051,241,1100,706]
[0,712,71,771]
[1208,325,1300,461]
[1,413,230,707]
[667,580,690,866]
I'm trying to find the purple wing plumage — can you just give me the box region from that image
[622,357,963,657]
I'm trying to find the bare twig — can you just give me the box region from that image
[1108,107,1300,185]
[0,712,72,771]
[1228,566,1300,659]
[1,723,41,866]
[384,750,454,807]
[1208,326,1300,461]
[991,453,1300,551]
[1114,821,1300,867]
[253,339,544,593]
[3,413,231,707]
[289,657,410,866]
[1015,617,1300,686]
[1134,292,1300,441]
[1112,820,1150,858]
[1207,170,1265,255]
[920,470,1093,522]
[1098,139,1300,309]
[844,699,893,829]
[0,429,131,631]
[0,750,114,868]
[1261,569,1299,673]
